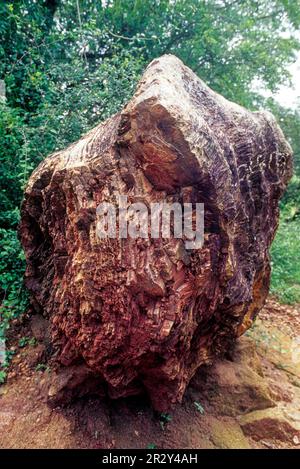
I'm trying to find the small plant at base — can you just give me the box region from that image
[18,336,36,348]
[0,370,7,384]
[159,412,172,430]
[194,401,205,414]
[147,443,157,449]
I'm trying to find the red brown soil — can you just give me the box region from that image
[1,297,300,449]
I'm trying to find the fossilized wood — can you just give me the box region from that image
[19,55,293,411]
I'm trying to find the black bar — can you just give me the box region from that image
[0,449,299,466]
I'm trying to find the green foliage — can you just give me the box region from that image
[266,101,300,176]
[270,98,300,303]
[270,173,300,304]
[267,104,300,304]
[18,336,36,348]
[51,0,300,108]
[0,228,28,345]
[280,176,300,219]
[270,215,300,304]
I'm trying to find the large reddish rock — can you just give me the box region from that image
[19,55,292,411]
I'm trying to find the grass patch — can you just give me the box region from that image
[271,217,300,304]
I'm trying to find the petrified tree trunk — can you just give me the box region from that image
[19,55,292,411]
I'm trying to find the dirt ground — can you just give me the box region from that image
[1,297,300,449]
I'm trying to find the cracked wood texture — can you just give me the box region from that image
[19,55,293,411]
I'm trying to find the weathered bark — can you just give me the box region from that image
[19,55,292,411]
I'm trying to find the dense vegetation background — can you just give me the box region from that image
[1,0,300,382]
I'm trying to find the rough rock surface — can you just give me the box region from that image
[19,55,292,410]
[190,337,275,416]
[239,407,300,442]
